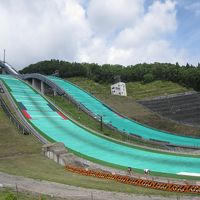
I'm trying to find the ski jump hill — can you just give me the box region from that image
[1,60,200,179]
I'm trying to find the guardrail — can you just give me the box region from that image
[0,94,30,135]
[0,60,20,76]
[22,73,65,95]
[0,81,49,144]
[66,165,200,194]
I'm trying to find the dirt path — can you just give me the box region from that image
[0,172,199,200]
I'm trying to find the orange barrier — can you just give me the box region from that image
[65,165,200,194]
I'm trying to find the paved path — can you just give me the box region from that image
[0,172,199,200]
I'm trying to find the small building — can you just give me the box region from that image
[111,82,127,96]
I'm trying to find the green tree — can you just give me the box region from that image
[143,73,154,83]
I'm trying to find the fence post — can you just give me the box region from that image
[91,192,94,200]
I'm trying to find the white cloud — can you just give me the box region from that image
[80,0,187,65]
[0,0,191,69]
[0,0,91,68]
[107,40,187,66]
[78,37,108,64]
[114,0,177,48]
[87,0,144,37]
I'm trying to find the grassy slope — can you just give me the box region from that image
[126,81,190,100]
[67,77,200,137]
[0,107,177,196]
[48,95,161,149]
[0,188,65,200]
[66,78,190,100]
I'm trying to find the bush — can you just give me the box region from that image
[5,193,17,200]
[143,73,154,84]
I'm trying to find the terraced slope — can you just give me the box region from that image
[47,76,200,148]
[2,75,200,177]
[139,93,200,126]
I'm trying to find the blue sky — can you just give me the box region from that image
[175,0,200,63]
[0,0,199,69]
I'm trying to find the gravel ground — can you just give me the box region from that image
[0,172,199,200]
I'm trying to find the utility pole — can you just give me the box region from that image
[100,115,103,131]
[3,49,5,63]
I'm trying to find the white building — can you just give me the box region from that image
[111,82,127,96]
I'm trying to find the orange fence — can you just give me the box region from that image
[65,165,200,194]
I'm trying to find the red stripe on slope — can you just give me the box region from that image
[22,110,32,119]
[57,111,68,120]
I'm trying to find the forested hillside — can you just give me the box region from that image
[20,60,200,90]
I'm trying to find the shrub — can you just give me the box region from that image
[143,73,154,84]
[5,193,17,200]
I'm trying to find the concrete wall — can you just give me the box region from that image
[42,143,68,166]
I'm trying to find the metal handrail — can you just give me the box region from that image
[0,81,48,144]
[0,94,30,135]
[22,73,65,95]
[0,60,19,76]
